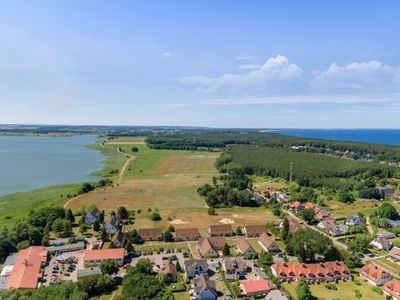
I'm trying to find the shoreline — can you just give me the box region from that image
[0,136,114,226]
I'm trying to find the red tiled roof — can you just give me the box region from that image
[6,246,48,289]
[289,201,302,209]
[138,228,163,240]
[360,264,391,283]
[244,225,266,236]
[304,202,315,209]
[175,228,200,240]
[209,224,233,235]
[241,279,271,294]
[83,248,124,261]
[383,279,400,298]
[272,261,350,280]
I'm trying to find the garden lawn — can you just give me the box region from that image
[283,278,385,300]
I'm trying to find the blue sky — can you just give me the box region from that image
[0,1,399,128]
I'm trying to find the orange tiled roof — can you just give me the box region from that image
[241,279,271,294]
[6,246,48,289]
[289,201,302,209]
[360,264,391,283]
[272,261,350,279]
[383,279,400,297]
[83,248,124,261]
[304,202,315,210]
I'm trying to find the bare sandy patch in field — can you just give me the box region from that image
[169,219,188,225]
[219,218,235,224]
[233,214,243,218]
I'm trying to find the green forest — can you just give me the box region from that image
[146,131,400,163]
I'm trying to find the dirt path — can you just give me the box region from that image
[116,148,135,181]
[366,217,374,235]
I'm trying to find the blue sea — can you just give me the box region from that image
[274,129,400,146]
[0,135,104,196]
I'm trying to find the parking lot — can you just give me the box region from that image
[43,250,84,285]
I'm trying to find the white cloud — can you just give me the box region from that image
[162,52,172,58]
[312,60,400,92]
[179,55,302,92]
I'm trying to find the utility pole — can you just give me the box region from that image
[289,162,293,183]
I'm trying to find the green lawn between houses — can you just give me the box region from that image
[283,277,386,300]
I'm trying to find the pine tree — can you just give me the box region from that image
[100,226,108,241]
[223,243,230,256]
[65,209,75,223]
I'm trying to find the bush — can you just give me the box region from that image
[325,284,337,290]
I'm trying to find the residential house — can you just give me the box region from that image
[304,202,315,210]
[138,228,163,241]
[338,224,349,234]
[258,233,280,253]
[317,221,341,236]
[160,263,177,283]
[377,187,395,198]
[240,279,271,297]
[198,238,218,258]
[288,201,302,213]
[360,264,392,286]
[386,247,400,263]
[208,224,233,236]
[111,230,126,248]
[192,275,217,300]
[184,260,208,279]
[236,238,257,258]
[6,246,48,289]
[198,237,226,258]
[383,279,400,300]
[105,215,121,234]
[379,231,395,240]
[370,237,393,251]
[345,215,364,226]
[249,189,268,204]
[315,208,334,221]
[243,225,267,237]
[271,261,351,283]
[85,207,100,225]
[175,228,201,241]
[83,248,124,267]
[389,220,400,228]
[222,257,249,280]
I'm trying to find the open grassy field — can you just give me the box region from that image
[325,198,381,218]
[67,137,279,232]
[0,183,82,226]
[283,276,385,300]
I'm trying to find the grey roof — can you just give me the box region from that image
[3,253,17,266]
[378,231,395,239]
[107,215,121,227]
[193,275,217,295]
[45,242,85,253]
[184,259,208,270]
[389,220,400,227]
[87,207,100,218]
[0,276,9,289]
[77,267,101,278]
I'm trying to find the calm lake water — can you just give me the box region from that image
[0,135,104,196]
[275,129,400,146]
